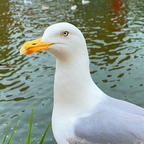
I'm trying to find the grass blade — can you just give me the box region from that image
[1,104,51,144]
[2,130,9,144]
[39,121,51,144]
[31,138,37,144]
[25,104,34,144]
[7,119,18,144]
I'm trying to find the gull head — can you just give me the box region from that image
[20,22,87,61]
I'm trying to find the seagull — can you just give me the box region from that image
[82,0,90,5]
[24,0,32,4]
[20,22,144,144]
[42,5,49,10]
[71,5,77,10]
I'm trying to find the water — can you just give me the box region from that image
[0,0,144,143]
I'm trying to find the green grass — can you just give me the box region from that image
[2,104,51,144]
[2,120,18,144]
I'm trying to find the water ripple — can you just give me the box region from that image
[1,0,144,143]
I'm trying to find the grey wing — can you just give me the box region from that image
[106,96,144,117]
[74,109,144,144]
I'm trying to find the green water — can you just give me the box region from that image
[1,0,144,143]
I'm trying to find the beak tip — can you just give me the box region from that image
[20,53,23,55]
[20,47,26,55]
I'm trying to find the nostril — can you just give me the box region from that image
[32,43,36,45]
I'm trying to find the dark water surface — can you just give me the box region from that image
[1,0,144,143]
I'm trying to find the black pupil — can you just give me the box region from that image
[64,31,68,35]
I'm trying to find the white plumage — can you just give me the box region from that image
[20,22,144,144]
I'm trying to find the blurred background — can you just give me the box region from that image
[1,0,144,143]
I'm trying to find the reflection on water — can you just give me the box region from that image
[1,0,144,143]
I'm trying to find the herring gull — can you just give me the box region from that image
[20,22,144,144]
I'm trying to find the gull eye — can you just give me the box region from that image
[61,31,70,37]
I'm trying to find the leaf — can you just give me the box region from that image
[39,121,51,144]
[0,63,16,68]
[7,119,18,144]
[31,138,37,144]
[25,104,34,144]
[2,130,9,144]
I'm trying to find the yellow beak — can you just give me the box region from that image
[20,38,54,55]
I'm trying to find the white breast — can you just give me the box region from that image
[52,112,76,144]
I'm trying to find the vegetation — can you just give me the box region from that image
[0,62,16,68]
[2,104,51,144]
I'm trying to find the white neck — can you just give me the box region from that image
[52,48,106,144]
[53,51,105,116]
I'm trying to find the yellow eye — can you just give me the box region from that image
[61,31,70,37]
